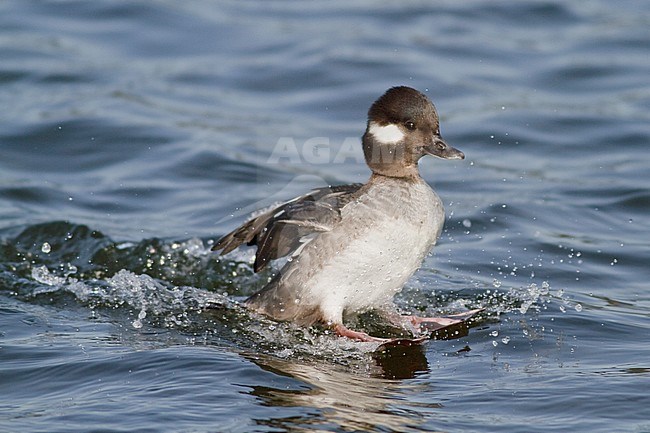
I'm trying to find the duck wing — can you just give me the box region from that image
[212,183,362,272]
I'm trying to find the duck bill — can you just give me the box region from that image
[425,136,465,160]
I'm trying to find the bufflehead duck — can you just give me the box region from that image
[213,86,480,342]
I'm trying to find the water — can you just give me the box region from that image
[1,1,649,431]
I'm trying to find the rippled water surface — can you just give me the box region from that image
[1,1,649,432]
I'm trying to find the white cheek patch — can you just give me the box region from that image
[368,122,404,144]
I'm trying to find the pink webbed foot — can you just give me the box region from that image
[331,308,484,342]
[401,308,485,334]
[333,323,390,343]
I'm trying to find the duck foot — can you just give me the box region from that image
[333,324,390,343]
[401,308,485,333]
[332,308,484,343]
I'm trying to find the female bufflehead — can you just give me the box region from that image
[213,86,480,342]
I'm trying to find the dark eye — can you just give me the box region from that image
[405,121,416,131]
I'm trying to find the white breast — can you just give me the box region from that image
[292,179,444,324]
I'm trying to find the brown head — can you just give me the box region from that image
[362,86,464,179]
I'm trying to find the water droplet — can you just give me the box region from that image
[462,219,472,228]
[41,242,51,253]
[501,336,510,344]
[574,303,583,312]
[490,330,499,337]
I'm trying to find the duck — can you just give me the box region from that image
[213,86,480,342]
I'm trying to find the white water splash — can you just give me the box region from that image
[31,265,67,286]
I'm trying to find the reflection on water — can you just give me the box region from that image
[372,344,429,379]
[240,323,482,431]
[246,353,437,433]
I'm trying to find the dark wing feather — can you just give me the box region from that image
[212,183,362,272]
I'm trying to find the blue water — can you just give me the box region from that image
[1,1,649,432]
